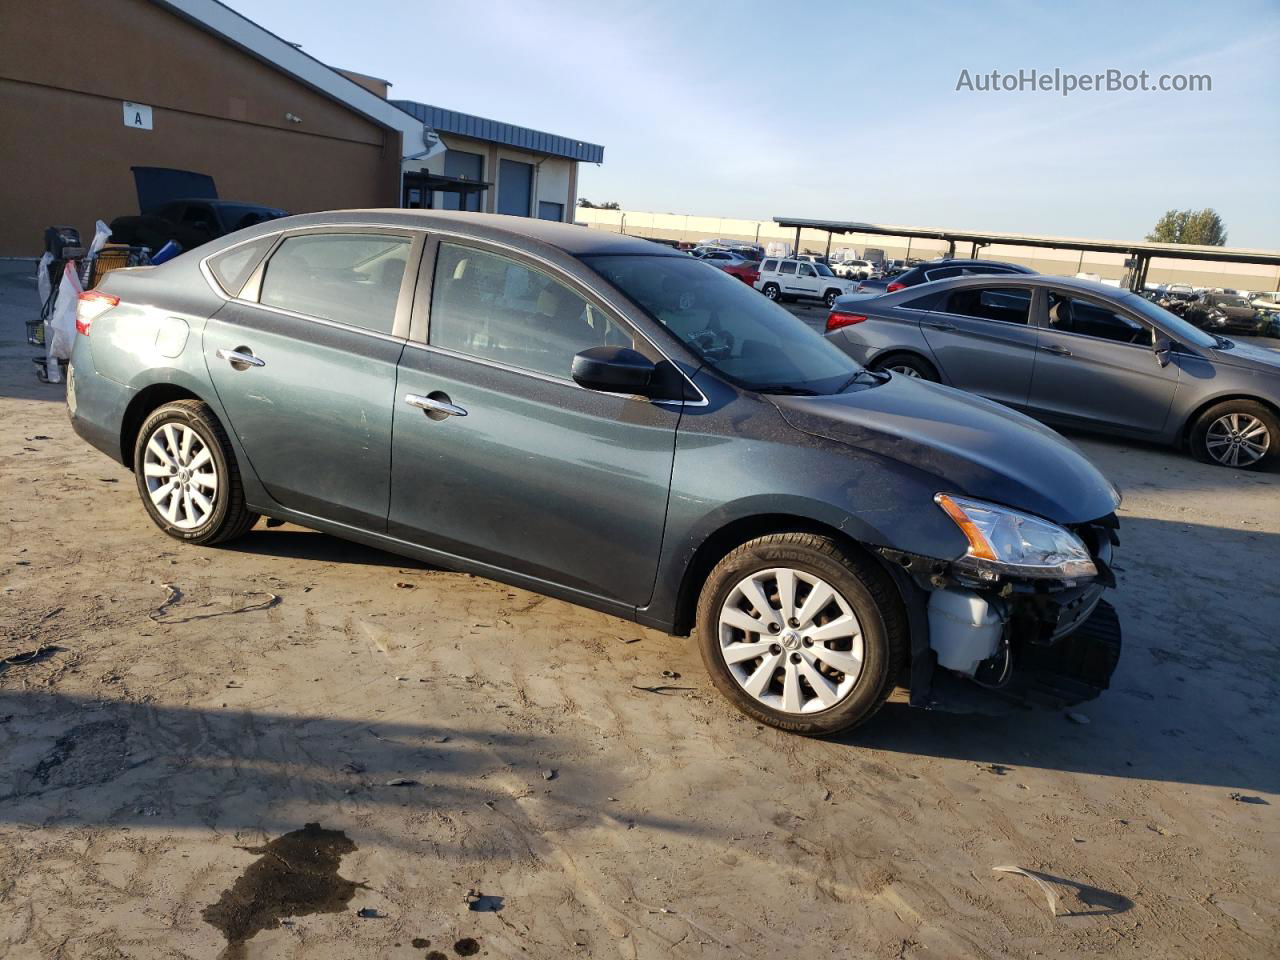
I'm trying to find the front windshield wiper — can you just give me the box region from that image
[754,384,822,396]
[1211,334,1235,349]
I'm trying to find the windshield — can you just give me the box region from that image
[1212,295,1250,308]
[582,254,863,394]
[1122,292,1218,347]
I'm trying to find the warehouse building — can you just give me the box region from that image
[0,0,603,256]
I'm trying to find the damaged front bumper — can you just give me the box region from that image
[880,514,1123,711]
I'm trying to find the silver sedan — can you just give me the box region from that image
[826,275,1280,469]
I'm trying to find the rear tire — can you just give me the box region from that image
[132,399,259,544]
[872,352,940,382]
[762,283,780,300]
[695,533,907,736]
[1189,399,1276,469]
[824,288,841,308]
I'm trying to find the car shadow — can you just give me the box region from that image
[225,527,438,570]
[0,689,696,851]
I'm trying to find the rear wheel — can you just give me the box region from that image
[695,533,906,736]
[824,288,841,308]
[872,352,940,382]
[762,283,780,300]
[1189,400,1276,469]
[133,400,259,544]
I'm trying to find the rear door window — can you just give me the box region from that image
[761,259,778,272]
[428,242,633,380]
[943,286,1033,325]
[257,233,411,335]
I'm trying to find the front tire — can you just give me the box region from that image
[695,533,907,736]
[133,399,259,544]
[871,352,940,382]
[1189,400,1276,469]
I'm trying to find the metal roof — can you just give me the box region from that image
[773,217,1280,266]
[393,101,604,164]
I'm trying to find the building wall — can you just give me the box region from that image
[403,135,577,222]
[0,0,401,256]
[576,209,1280,292]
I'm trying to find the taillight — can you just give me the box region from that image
[826,311,867,333]
[76,290,119,335]
[886,281,905,293]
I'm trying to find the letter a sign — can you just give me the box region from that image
[123,101,153,130]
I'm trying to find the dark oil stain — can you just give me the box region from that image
[202,823,365,959]
[411,938,431,948]
[426,953,448,960]
[454,938,481,956]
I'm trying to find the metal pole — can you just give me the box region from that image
[1076,250,1084,274]
[794,225,801,256]
[906,238,912,261]
[824,231,832,260]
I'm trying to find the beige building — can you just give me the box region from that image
[0,0,602,257]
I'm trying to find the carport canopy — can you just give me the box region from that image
[773,217,1280,291]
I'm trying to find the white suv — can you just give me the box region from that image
[755,258,858,307]
[834,258,874,280]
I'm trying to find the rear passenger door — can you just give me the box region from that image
[203,227,421,530]
[389,238,681,607]
[917,284,1040,408]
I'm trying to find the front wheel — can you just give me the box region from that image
[133,399,260,544]
[695,533,907,736]
[1189,400,1276,469]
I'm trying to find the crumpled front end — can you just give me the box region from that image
[883,513,1123,710]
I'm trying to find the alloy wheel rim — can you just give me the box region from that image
[766,286,778,299]
[143,423,218,529]
[1206,413,1269,466]
[718,567,863,715]
[888,364,921,378]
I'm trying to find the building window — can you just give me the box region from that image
[497,159,533,217]
[442,151,484,212]
[538,201,564,222]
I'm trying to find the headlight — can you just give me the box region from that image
[935,494,1097,581]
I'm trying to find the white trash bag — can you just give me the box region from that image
[44,261,83,383]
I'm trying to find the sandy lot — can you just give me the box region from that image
[2,260,1278,959]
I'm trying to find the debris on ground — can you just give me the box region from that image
[541,769,557,781]
[356,907,382,918]
[631,684,695,695]
[993,865,1061,917]
[385,778,418,787]
[1066,712,1091,725]
[1228,792,1268,805]
[661,670,681,680]
[149,583,280,624]
[395,582,414,589]
[0,645,65,673]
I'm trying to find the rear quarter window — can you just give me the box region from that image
[207,236,275,297]
[761,259,778,272]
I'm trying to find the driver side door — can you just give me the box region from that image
[1028,290,1181,436]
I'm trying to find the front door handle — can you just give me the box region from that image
[404,392,467,418]
[923,321,956,332]
[216,347,266,369]
[1043,343,1073,357]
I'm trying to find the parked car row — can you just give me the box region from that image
[825,275,1279,469]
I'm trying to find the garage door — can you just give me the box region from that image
[497,159,532,216]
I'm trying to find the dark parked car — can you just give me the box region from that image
[827,275,1280,469]
[110,199,287,253]
[68,211,1123,734]
[856,258,1035,295]
[1182,293,1268,336]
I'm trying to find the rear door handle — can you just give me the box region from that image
[404,393,467,418]
[1043,344,1073,357]
[923,321,956,332]
[215,348,265,368]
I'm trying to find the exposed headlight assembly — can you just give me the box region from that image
[935,494,1097,581]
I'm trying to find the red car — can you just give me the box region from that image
[717,259,760,287]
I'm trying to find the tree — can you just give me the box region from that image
[1146,208,1228,246]
[577,198,620,210]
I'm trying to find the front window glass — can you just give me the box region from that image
[582,254,862,394]
[1047,293,1150,345]
[430,243,632,379]
[1122,292,1217,347]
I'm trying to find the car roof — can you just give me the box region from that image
[257,209,681,257]
[914,258,1035,270]
[894,273,1138,298]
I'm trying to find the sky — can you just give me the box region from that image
[240,0,1280,248]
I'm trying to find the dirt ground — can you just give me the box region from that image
[2,259,1278,959]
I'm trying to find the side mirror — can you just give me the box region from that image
[572,346,657,396]
[1154,335,1173,367]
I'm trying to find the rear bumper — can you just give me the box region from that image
[67,339,132,466]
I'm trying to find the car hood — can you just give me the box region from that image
[771,376,1120,525]
[1208,340,1280,373]
[1210,305,1259,320]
